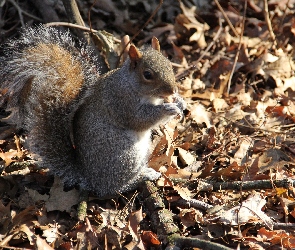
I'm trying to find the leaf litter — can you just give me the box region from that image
[1,0,295,249]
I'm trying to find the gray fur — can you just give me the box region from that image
[0,26,183,198]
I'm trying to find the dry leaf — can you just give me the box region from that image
[219,193,273,229]
[45,177,79,212]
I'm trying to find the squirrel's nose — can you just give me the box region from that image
[160,82,177,96]
[166,85,176,95]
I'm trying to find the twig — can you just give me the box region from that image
[46,21,95,30]
[213,0,239,37]
[45,22,121,43]
[273,223,295,230]
[194,179,294,192]
[140,181,178,242]
[169,234,233,250]
[62,0,85,27]
[263,0,277,45]
[171,198,213,210]
[227,0,247,94]
[231,118,294,134]
[141,181,232,249]
[61,0,90,42]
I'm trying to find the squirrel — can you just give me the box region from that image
[0,25,185,198]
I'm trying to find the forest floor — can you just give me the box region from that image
[1,0,295,249]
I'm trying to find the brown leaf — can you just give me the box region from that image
[219,193,273,229]
[45,177,79,212]
[128,207,143,241]
[173,184,195,201]
[0,149,24,167]
[179,207,202,229]
[141,231,161,247]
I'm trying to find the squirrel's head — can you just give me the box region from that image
[128,37,176,98]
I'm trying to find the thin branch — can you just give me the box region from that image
[141,181,233,249]
[46,21,95,31]
[45,22,121,42]
[169,234,233,250]
[213,0,239,37]
[171,198,213,210]
[227,0,247,94]
[273,223,295,231]
[61,0,90,42]
[195,179,294,192]
[62,0,85,27]
[263,0,277,45]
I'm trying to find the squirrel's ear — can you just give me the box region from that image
[121,35,131,62]
[129,45,142,68]
[151,37,160,52]
[129,45,142,60]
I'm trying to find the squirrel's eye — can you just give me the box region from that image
[143,70,153,80]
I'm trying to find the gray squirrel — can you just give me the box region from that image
[0,26,185,198]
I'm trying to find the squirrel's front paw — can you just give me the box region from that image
[163,103,182,116]
[173,94,186,111]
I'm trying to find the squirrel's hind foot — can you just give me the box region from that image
[140,167,161,181]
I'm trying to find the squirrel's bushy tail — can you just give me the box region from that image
[0,26,99,184]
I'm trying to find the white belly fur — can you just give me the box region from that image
[134,129,151,160]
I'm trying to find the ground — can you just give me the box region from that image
[1,0,295,249]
